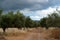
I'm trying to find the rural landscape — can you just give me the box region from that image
[0,0,60,40]
[0,9,60,40]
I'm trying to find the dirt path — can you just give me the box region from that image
[25,33,40,40]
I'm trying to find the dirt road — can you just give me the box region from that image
[25,33,40,40]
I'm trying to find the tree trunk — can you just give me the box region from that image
[46,27,48,29]
[2,28,6,33]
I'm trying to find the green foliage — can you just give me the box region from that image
[40,10,60,29]
[40,17,48,29]
[47,12,60,27]
[33,21,40,27]
[0,10,40,32]
[0,9,3,15]
[25,16,34,28]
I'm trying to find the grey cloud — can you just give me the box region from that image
[0,0,60,11]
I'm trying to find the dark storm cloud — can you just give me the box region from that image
[0,0,60,11]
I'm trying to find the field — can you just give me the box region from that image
[0,27,40,40]
[0,27,60,40]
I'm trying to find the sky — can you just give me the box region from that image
[0,0,60,20]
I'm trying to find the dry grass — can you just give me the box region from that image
[50,28,60,39]
[0,27,41,36]
[5,28,28,36]
[0,27,44,37]
[27,27,45,33]
[40,28,60,40]
[0,28,28,37]
[0,27,60,40]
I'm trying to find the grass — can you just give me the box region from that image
[0,27,40,36]
[0,27,44,37]
[50,28,60,39]
[0,28,28,37]
[43,28,60,40]
[0,27,60,40]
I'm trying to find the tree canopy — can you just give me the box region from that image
[0,10,40,32]
[40,10,60,29]
[1,9,60,32]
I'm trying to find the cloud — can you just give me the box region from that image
[0,0,60,11]
[0,0,60,20]
[37,7,56,15]
[0,0,49,11]
[27,0,48,3]
[20,6,60,20]
[20,8,31,14]
[30,16,41,20]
